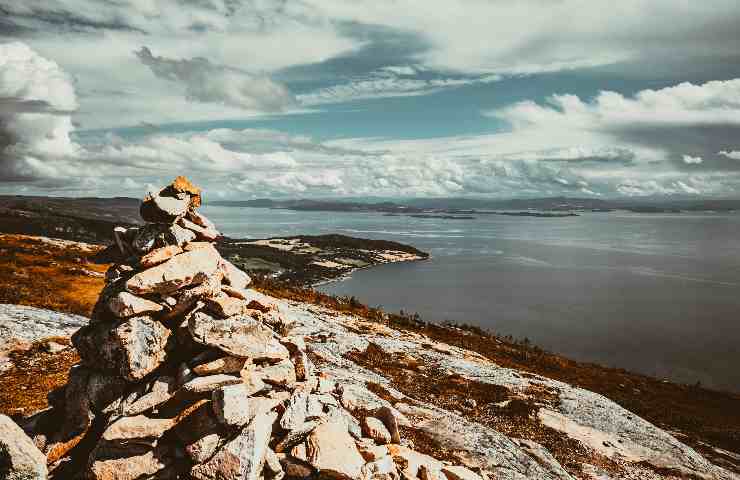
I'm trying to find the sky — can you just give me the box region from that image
[1,0,740,200]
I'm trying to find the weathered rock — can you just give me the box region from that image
[305,420,366,480]
[212,385,276,427]
[0,414,48,480]
[87,448,171,480]
[441,466,482,480]
[420,465,446,480]
[140,189,189,223]
[190,411,277,480]
[139,245,183,268]
[161,273,222,322]
[131,223,171,254]
[292,351,314,382]
[188,311,290,361]
[187,210,216,230]
[279,455,314,479]
[361,455,398,480]
[181,374,242,394]
[170,175,202,207]
[122,376,176,416]
[173,401,227,464]
[219,258,251,289]
[72,315,172,381]
[107,291,164,318]
[180,217,220,241]
[97,415,174,451]
[362,417,392,445]
[105,264,134,284]
[375,406,404,444]
[274,420,321,453]
[264,448,284,480]
[193,356,248,376]
[126,244,221,295]
[356,440,388,462]
[386,446,442,479]
[258,358,297,387]
[205,294,251,318]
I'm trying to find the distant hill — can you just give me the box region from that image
[210,196,740,213]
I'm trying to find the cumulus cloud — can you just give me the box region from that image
[0,41,80,182]
[683,155,703,164]
[488,79,740,170]
[718,150,740,160]
[134,47,294,112]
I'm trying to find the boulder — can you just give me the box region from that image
[72,315,172,381]
[96,415,174,451]
[190,411,277,480]
[219,258,251,289]
[87,448,171,480]
[361,417,392,445]
[139,245,183,268]
[126,244,221,295]
[188,311,290,361]
[108,291,164,318]
[305,420,366,480]
[0,414,48,480]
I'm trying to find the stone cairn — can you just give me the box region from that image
[18,176,471,480]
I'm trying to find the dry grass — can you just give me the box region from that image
[0,234,108,316]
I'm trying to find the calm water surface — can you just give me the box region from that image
[202,206,740,392]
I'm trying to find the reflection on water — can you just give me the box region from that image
[203,206,740,392]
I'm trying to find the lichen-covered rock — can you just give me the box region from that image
[258,358,296,387]
[0,414,48,480]
[126,244,221,295]
[140,189,189,223]
[190,411,277,480]
[193,356,248,376]
[188,311,290,361]
[212,385,276,427]
[181,374,242,394]
[72,315,172,381]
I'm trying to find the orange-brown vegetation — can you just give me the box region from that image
[0,234,107,316]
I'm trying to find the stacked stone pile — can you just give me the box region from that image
[3,176,484,480]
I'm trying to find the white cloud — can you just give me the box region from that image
[719,150,740,160]
[0,41,81,182]
[682,155,703,165]
[134,47,294,112]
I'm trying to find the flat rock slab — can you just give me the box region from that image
[188,312,289,361]
[0,304,87,361]
[108,291,164,318]
[126,245,221,295]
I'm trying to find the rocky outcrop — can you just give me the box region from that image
[6,176,737,480]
